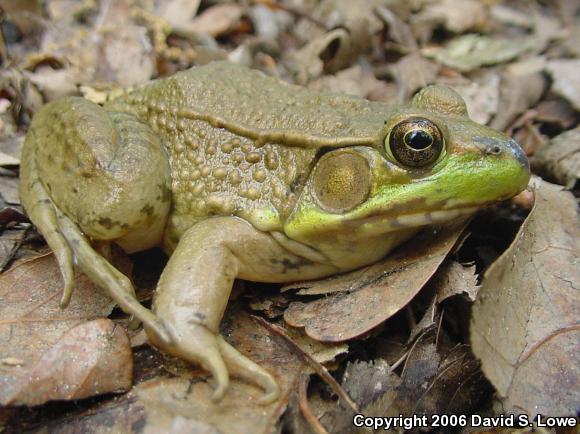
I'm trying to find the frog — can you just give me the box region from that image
[19,61,530,404]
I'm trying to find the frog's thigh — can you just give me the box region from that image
[24,97,172,342]
[35,97,172,252]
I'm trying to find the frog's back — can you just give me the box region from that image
[105,62,395,244]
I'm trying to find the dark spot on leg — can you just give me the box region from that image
[158,183,172,203]
[98,217,116,229]
[140,204,155,217]
[194,312,206,321]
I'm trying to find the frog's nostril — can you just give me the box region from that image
[486,144,502,155]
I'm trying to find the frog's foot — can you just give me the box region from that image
[217,336,280,404]
[149,321,279,403]
[147,322,230,401]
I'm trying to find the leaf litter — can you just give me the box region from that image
[0,0,579,432]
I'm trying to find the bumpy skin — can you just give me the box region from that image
[19,61,530,403]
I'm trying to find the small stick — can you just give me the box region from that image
[298,374,330,434]
[253,316,359,413]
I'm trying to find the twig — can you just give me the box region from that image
[253,316,359,413]
[298,374,330,434]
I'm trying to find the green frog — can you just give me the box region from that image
[19,61,530,403]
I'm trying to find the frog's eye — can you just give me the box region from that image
[312,151,370,213]
[386,118,444,167]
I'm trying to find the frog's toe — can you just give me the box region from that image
[58,260,75,308]
[152,323,230,401]
[217,336,280,404]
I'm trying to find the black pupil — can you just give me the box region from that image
[405,129,433,150]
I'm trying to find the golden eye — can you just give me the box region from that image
[386,118,444,167]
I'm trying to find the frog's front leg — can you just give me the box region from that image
[149,216,335,403]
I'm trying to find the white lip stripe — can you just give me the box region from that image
[388,207,478,229]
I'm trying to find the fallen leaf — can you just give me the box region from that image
[283,327,348,365]
[118,309,305,434]
[328,359,399,433]
[489,4,534,29]
[0,227,29,272]
[490,70,546,132]
[534,98,578,131]
[391,53,440,101]
[283,221,468,342]
[248,4,289,41]
[422,34,542,73]
[470,178,580,417]
[308,64,391,100]
[513,122,548,157]
[3,319,132,406]
[0,176,20,205]
[0,151,19,167]
[187,3,243,38]
[158,0,201,30]
[375,4,417,50]
[285,28,353,85]
[531,126,580,189]
[412,0,489,34]
[0,134,24,163]
[348,340,490,434]
[98,25,155,86]
[546,59,580,112]
[0,254,118,405]
[433,261,479,303]
[24,66,81,102]
[442,73,500,125]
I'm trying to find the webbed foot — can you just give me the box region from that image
[147,322,279,403]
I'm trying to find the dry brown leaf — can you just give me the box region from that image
[375,4,417,50]
[534,99,578,131]
[283,327,348,365]
[444,73,500,125]
[158,0,202,30]
[285,28,353,85]
[0,176,20,205]
[433,261,479,303]
[490,70,546,132]
[412,0,489,34]
[329,359,399,433]
[99,309,305,434]
[0,254,119,405]
[187,4,243,38]
[470,178,580,417]
[24,67,81,102]
[294,0,385,54]
[3,319,132,406]
[422,34,542,73]
[97,25,155,87]
[308,65,391,100]
[531,126,580,188]
[283,221,468,342]
[348,341,490,434]
[546,59,580,112]
[0,152,19,166]
[392,53,440,101]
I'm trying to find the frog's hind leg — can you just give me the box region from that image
[20,97,173,343]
